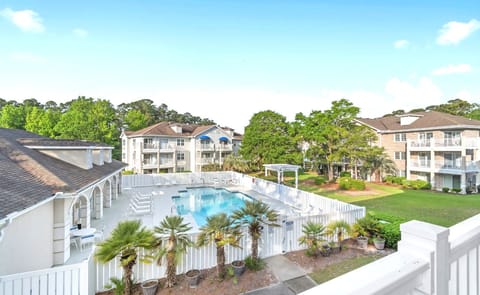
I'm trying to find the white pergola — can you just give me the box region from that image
[263,164,301,189]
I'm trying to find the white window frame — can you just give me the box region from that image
[176,152,185,161]
[395,151,406,160]
[394,133,407,142]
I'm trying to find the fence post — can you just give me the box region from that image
[398,220,449,295]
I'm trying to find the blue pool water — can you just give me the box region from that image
[172,187,252,227]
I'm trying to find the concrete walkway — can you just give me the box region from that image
[245,255,317,295]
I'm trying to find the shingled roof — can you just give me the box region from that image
[127,122,221,137]
[0,128,125,220]
[356,111,480,133]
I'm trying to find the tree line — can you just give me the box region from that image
[238,98,480,181]
[0,97,215,159]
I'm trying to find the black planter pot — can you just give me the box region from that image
[232,260,245,276]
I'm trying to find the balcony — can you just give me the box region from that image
[409,159,480,173]
[143,143,158,152]
[196,143,233,151]
[409,138,480,151]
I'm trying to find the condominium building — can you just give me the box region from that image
[120,122,242,174]
[356,111,480,193]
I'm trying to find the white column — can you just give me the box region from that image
[398,220,449,295]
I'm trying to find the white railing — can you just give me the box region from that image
[0,252,95,295]
[300,213,480,295]
[121,172,365,216]
[409,137,480,149]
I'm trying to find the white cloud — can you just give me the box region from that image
[394,39,409,49]
[10,52,46,63]
[73,28,88,37]
[0,8,45,33]
[437,19,480,45]
[385,77,443,112]
[432,64,472,76]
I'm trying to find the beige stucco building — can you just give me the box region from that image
[120,122,242,174]
[0,128,125,275]
[357,111,480,193]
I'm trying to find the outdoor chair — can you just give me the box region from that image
[80,234,95,251]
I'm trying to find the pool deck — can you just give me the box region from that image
[67,183,299,264]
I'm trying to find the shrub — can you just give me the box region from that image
[244,256,265,271]
[401,179,431,190]
[384,175,406,185]
[314,176,327,186]
[452,188,461,193]
[381,222,401,249]
[340,171,351,178]
[122,170,134,175]
[339,177,365,190]
[442,187,450,193]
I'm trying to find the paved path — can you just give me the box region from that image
[245,255,317,295]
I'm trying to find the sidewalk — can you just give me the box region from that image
[244,255,317,295]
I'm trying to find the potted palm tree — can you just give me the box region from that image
[95,220,155,295]
[153,215,193,288]
[298,221,326,257]
[232,200,279,265]
[197,213,242,279]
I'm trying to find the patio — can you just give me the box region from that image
[66,180,300,264]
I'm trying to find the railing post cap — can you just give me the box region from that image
[400,220,449,240]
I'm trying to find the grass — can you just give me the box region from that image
[309,254,384,284]
[255,171,480,227]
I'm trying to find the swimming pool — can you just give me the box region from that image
[172,187,253,227]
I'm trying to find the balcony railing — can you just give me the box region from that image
[410,160,431,168]
[409,137,480,149]
[143,143,176,150]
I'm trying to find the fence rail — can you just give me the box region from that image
[0,253,94,295]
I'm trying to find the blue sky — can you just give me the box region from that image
[0,1,479,132]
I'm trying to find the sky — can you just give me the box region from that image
[0,1,479,132]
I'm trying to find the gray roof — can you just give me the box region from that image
[356,111,480,133]
[0,128,126,220]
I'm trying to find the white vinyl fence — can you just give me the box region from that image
[301,213,480,295]
[92,172,365,291]
[0,252,95,295]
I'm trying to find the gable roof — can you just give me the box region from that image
[356,111,480,133]
[125,122,243,138]
[0,128,125,220]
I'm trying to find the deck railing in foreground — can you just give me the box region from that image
[300,213,480,295]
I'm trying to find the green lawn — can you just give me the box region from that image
[309,254,384,284]
[256,172,480,227]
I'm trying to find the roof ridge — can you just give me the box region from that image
[1,140,68,188]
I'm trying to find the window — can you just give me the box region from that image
[394,151,406,160]
[122,139,126,146]
[177,167,185,172]
[397,170,406,177]
[122,153,126,160]
[177,139,184,146]
[177,152,185,161]
[394,133,406,142]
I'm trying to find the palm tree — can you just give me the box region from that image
[298,221,326,256]
[197,213,242,279]
[95,220,155,295]
[154,215,193,288]
[326,220,351,245]
[363,146,397,182]
[232,200,279,262]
